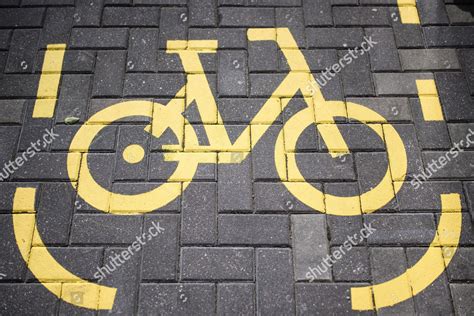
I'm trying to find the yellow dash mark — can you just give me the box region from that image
[351,193,462,311]
[33,44,66,118]
[12,188,117,310]
[397,0,420,24]
[416,80,444,121]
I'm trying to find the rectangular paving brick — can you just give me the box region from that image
[71,28,128,49]
[0,8,44,27]
[103,7,159,26]
[0,215,28,280]
[256,248,295,315]
[365,214,436,245]
[128,28,159,73]
[365,28,401,72]
[425,26,474,47]
[12,153,79,181]
[339,50,374,96]
[73,0,103,26]
[422,151,474,179]
[399,49,460,71]
[289,153,356,181]
[303,0,332,26]
[218,50,247,97]
[5,29,39,74]
[374,73,434,95]
[142,215,179,281]
[189,0,217,27]
[218,215,289,245]
[292,214,331,281]
[334,6,390,26]
[181,247,253,281]
[70,214,142,244]
[158,7,187,49]
[451,284,474,316]
[306,28,364,48]
[436,72,474,121]
[92,51,126,98]
[254,182,315,212]
[219,7,274,27]
[217,283,254,316]
[217,156,253,212]
[124,74,185,97]
[181,182,217,245]
[138,284,215,315]
[40,7,73,48]
[0,284,58,314]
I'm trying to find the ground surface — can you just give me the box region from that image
[0,0,473,315]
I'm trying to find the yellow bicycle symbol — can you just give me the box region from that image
[12,28,463,312]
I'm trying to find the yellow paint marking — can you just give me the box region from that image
[397,0,420,24]
[33,44,66,118]
[12,187,36,213]
[351,193,462,310]
[12,188,117,310]
[123,144,145,164]
[416,80,444,121]
[184,124,251,152]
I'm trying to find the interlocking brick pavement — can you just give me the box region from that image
[0,1,473,315]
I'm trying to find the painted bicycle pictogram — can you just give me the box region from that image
[11,27,463,312]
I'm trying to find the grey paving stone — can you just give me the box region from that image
[365,214,436,245]
[292,214,331,281]
[339,50,374,96]
[103,7,160,27]
[256,248,295,315]
[446,4,474,24]
[71,28,128,49]
[158,7,187,49]
[417,0,449,25]
[73,0,103,26]
[252,125,286,181]
[370,247,416,315]
[302,0,332,26]
[390,8,424,49]
[36,50,95,74]
[5,29,40,74]
[280,49,337,72]
[399,49,460,71]
[406,247,453,315]
[450,284,474,316]
[188,28,247,49]
[181,182,217,245]
[249,74,286,97]
[217,283,254,316]
[181,247,253,281]
[142,215,179,281]
[0,30,10,50]
[334,7,390,26]
[218,50,247,97]
[40,7,73,48]
[218,157,253,212]
[11,153,75,181]
[466,182,474,221]
[327,214,364,246]
[321,124,384,151]
[26,247,102,281]
[306,28,365,48]
[425,26,474,47]
[296,283,374,315]
[248,41,278,72]
[448,123,474,149]
[92,51,126,98]
[124,74,185,97]
[0,8,44,28]
[292,153,356,181]
[446,247,474,281]
[390,124,424,180]
[0,75,39,98]
[34,183,74,245]
[70,214,143,244]
[422,151,474,179]
[436,72,474,121]
[219,7,274,27]
[88,99,151,124]
[138,284,216,315]
[0,284,58,314]
[128,28,159,73]
[332,246,371,282]
[189,0,217,27]
[98,247,141,315]
[56,74,91,123]
[458,49,474,94]
[218,214,289,245]
[0,126,20,168]
[365,28,401,72]
[249,0,301,5]
[253,182,316,212]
